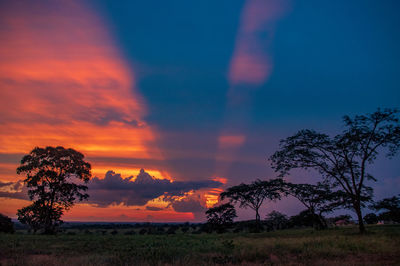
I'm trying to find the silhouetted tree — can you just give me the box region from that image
[372,195,400,223]
[363,213,378,224]
[288,210,318,228]
[270,108,400,233]
[282,181,349,229]
[206,203,237,233]
[0,213,15,233]
[220,179,282,231]
[17,200,62,233]
[17,146,91,234]
[265,211,288,231]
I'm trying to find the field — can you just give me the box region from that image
[1,225,399,265]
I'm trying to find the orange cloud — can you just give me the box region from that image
[0,1,163,175]
[0,1,224,222]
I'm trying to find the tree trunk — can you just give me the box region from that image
[354,201,366,234]
[255,208,260,232]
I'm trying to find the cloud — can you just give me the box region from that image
[0,180,29,201]
[170,199,207,221]
[145,206,163,211]
[218,135,246,149]
[228,0,290,86]
[87,169,222,207]
[171,199,206,213]
[0,0,165,174]
[0,169,222,211]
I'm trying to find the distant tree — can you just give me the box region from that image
[282,182,350,229]
[0,213,15,233]
[220,179,282,231]
[206,203,237,233]
[17,146,92,234]
[288,210,318,228]
[363,213,378,224]
[270,108,400,233]
[265,211,288,231]
[372,195,400,223]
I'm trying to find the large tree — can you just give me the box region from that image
[220,179,282,231]
[17,146,91,234]
[270,108,400,233]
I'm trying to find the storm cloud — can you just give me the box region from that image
[0,169,222,208]
[87,169,222,207]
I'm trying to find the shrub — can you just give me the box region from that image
[0,213,15,233]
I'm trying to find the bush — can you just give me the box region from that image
[0,213,15,233]
[364,213,379,224]
[265,211,289,231]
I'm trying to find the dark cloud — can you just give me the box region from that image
[145,206,163,211]
[0,180,29,200]
[0,181,14,188]
[0,169,222,208]
[170,199,207,220]
[87,169,221,207]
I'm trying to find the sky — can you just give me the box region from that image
[0,0,399,223]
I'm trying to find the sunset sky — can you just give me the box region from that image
[0,0,399,222]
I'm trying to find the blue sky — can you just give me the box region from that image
[0,0,399,221]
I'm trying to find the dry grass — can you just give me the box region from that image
[1,225,399,265]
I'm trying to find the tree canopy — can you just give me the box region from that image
[270,108,400,233]
[282,182,344,229]
[220,179,282,231]
[205,203,237,233]
[17,146,91,234]
[372,195,400,223]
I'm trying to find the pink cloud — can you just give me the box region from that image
[218,134,246,149]
[229,0,290,85]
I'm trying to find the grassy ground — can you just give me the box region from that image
[1,225,399,265]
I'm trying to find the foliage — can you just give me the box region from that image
[0,213,15,233]
[363,213,378,224]
[372,195,400,223]
[265,211,289,231]
[270,108,400,233]
[16,146,91,234]
[17,201,63,233]
[206,203,237,233]
[288,210,321,228]
[282,181,352,229]
[220,179,282,231]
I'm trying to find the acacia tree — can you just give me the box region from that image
[270,108,400,233]
[372,195,400,223]
[17,146,91,234]
[205,203,237,232]
[283,182,348,229]
[265,211,289,231]
[220,179,282,231]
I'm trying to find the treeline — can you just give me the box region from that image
[205,179,400,233]
[207,108,400,234]
[2,108,399,235]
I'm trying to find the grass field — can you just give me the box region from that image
[1,225,399,265]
